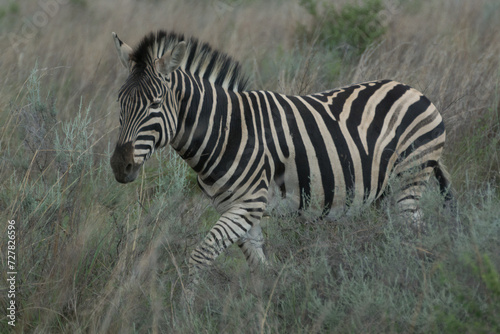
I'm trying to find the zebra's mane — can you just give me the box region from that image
[130,30,249,91]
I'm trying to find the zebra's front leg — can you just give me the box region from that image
[238,224,267,270]
[184,206,265,305]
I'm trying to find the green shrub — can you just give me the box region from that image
[436,253,500,333]
[298,0,386,55]
[54,97,94,180]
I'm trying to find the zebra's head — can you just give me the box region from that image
[110,32,187,183]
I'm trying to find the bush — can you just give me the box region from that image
[298,0,386,55]
[436,253,500,333]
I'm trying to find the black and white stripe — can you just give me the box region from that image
[110,30,452,302]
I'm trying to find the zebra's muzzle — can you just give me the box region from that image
[110,142,141,183]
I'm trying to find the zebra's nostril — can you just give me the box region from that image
[125,163,133,174]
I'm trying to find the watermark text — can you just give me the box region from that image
[6,219,17,327]
[8,0,70,54]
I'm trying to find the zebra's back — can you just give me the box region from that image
[262,80,445,219]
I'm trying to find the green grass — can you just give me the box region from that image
[298,0,386,55]
[1,0,500,332]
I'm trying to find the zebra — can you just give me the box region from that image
[110,30,452,303]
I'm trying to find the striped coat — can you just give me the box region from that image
[110,31,451,303]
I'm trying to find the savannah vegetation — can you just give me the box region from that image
[0,0,499,332]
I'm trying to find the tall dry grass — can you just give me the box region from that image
[0,0,304,131]
[0,0,499,333]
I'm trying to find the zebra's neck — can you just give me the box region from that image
[170,70,236,173]
[171,71,260,189]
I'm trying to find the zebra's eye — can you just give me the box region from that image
[150,100,162,109]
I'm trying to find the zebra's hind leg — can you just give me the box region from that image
[394,167,435,233]
[434,161,455,209]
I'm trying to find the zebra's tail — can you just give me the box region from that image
[434,161,454,205]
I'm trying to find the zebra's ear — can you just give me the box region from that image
[156,41,187,76]
[112,32,133,70]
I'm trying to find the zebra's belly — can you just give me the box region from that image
[265,153,387,221]
[265,177,352,222]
